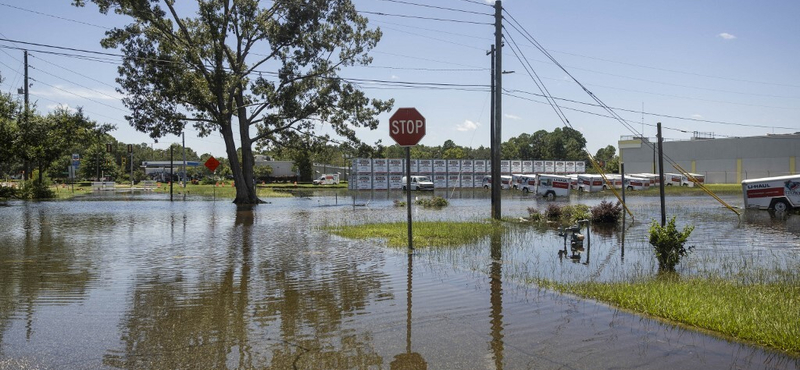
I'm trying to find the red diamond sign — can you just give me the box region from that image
[204,156,220,172]
[389,107,425,147]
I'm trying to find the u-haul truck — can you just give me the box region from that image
[576,174,605,192]
[742,175,800,212]
[536,174,571,199]
[624,176,650,191]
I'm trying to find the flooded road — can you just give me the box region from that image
[1,190,798,369]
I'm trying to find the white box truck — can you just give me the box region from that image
[518,174,537,194]
[742,175,800,212]
[313,173,340,185]
[536,174,571,199]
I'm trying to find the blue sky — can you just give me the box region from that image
[1,0,798,158]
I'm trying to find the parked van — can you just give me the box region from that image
[313,173,340,185]
[536,174,571,199]
[511,173,525,189]
[631,173,661,187]
[576,174,605,192]
[624,176,650,191]
[482,175,512,189]
[402,175,434,191]
[605,174,623,189]
[518,174,537,193]
[741,175,800,212]
[566,174,580,190]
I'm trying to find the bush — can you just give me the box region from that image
[16,180,55,199]
[393,199,406,207]
[544,203,562,220]
[0,185,16,198]
[562,204,590,223]
[526,207,543,222]
[649,216,694,272]
[591,201,622,223]
[414,196,449,208]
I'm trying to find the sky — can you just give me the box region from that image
[1,0,799,159]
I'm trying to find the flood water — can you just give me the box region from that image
[1,190,798,369]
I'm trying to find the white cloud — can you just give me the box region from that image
[46,103,76,113]
[456,120,480,132]
[718,33,736,40]
[504,113,521,120]
[691,114,704,119]
[391,75,399,80]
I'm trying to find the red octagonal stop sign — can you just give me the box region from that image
[389,107,425,147]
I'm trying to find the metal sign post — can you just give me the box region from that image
[389,108,426,252]
[405,147,413,250]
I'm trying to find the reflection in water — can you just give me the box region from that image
[1,197,798,369]
[390,253,427,369]
[489,230,504,370]
[100,203,389,369]
[0,203,97,353]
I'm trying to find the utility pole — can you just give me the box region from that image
[657,122,666,226]
[182,131,187,191]
[491,0,503,220]
[23,50,30,180]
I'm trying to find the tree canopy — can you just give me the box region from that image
[74,0,393,204]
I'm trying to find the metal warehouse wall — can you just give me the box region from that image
[618,133,800,183]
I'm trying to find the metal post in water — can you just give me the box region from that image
[657,122,666,226]
[170,146,174,202]
[621,162,626,205]
[406,147,413,251]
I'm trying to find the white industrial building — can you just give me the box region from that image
[618,133,800,184]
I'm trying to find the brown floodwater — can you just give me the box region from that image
[0,190,798,369]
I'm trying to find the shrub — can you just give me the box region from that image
[526,207,543,222]
[649,216,694,272]
[414,196,448,208]
[562,204,590,223]
[544,203,563,220]
[393,199,406,207]
[17,180,55,199]
[0,185,16,198]
[591,201,622,223]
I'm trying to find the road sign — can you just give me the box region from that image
[204,156,220,172]
[389,108,425,147]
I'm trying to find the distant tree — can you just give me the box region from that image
[75,0,393,204]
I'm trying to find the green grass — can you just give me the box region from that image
[149,183,292,198]
[533,276,800,355]
[327,221,504,248]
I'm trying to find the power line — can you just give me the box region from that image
[0,2,110,30]
[375,0,490,16]
[360,10,491,25]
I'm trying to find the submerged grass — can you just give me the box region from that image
[327,221,504,248]
[534,276,800,355]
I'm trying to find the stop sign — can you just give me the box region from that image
[389,108,425,147]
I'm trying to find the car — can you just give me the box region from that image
[402,175,434,191]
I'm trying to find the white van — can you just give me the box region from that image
[536,174,571,199]
[401,175,434,191]
[624,176,650,191]
[518,174,537,193]
[482,175,512,189]
[576,174,605,192]
[742,175,800,212]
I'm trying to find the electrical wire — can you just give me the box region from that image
[360,11,491,25]
[375,0,490,16]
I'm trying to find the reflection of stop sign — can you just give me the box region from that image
[389,108,425,147]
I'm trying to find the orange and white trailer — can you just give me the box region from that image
[742,175,800,212]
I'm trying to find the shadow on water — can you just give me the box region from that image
[0,195,798,369]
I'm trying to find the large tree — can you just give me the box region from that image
[75,0,393,204]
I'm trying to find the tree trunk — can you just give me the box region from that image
[219,121,259,205]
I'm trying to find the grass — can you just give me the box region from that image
[533,276,800,355]
[326,221,504,248]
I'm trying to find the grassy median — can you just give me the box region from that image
[533,276,800,355]
[327,221,503,248]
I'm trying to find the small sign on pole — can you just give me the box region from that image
[389,108,426,251]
